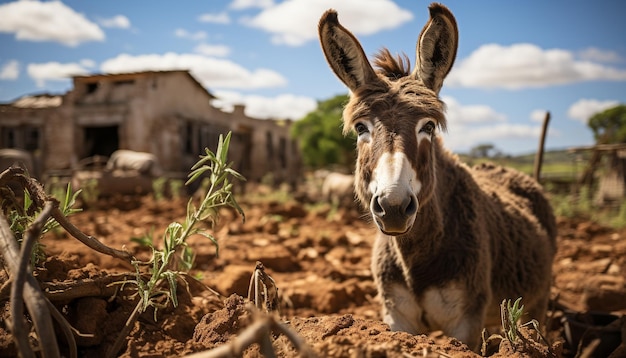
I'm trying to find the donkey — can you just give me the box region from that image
[318,3,557,350]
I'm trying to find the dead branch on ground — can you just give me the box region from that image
[0,167,132,357]
[185,313,316,358]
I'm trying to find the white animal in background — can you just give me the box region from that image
[106,150,163,177]
[321,172,354,207]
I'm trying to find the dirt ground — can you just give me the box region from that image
[1,183,626,357]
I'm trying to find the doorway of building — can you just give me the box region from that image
[83,125,119,158]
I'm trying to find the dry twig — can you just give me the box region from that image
[0,167,131,357]
[247,261,279,313]
[185,313,316,358]
[1,205,60,358]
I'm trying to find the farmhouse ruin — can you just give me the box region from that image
[0,70,301,185]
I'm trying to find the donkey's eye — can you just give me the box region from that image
[355,122,369,136]
[420,121,436,135]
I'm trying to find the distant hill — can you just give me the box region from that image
[459,148,590,179]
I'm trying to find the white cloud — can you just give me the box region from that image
[98,15,130,29]
[213,90,317,120]
[0,0,104,46]
[244,0,412,46]
[443,123,546,153]
[80,59,96,68]
[578,47,622,63]
[230,0,274,10]
[439,96,549,152]
[27,62,90,87]
[100,52,287,90]
[174,29,207,41]
[442,96,506,124]
[530,109,549,123]
[0,60,20,80]
[447,43,626,89]
[194,43,231,57]
[567,98,620,124]
[198,12,231,24]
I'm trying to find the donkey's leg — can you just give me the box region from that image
[381,283,424,334]
[446,312,485,352]
[421,285,489,352]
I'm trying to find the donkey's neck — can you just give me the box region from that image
[393,193,444,261]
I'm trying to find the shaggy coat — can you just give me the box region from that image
[318,3,557,351]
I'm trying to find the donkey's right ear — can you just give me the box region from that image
[318,10,377,92]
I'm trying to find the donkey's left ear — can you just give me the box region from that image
[411,3,458,94]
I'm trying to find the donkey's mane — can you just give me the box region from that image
[374,49,411,79]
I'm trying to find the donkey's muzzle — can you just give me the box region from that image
[370,193,418,235]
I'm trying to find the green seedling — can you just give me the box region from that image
[131,132,245,318]
[3,182,81,266]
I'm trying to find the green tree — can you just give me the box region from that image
[469,143,495,158]
[588,104,626,144]
[291,94,356,168]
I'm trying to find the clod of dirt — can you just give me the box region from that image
[213,265,255,297]
[282,315,478,357]
[192,294,252,350]
[249,245,300,272]
[70,297,109,346]
[488,326,563,358]
[190,294,480,357]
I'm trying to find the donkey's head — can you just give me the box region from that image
[319,3,458,235]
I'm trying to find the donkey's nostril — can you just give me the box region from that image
[372,195,385,217]
[370,193,416,235]
[403,195,417,216]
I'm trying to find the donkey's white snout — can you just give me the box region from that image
[369,151,421,235]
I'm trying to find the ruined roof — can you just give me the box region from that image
[11,94,63,108]
[72,70,216,99]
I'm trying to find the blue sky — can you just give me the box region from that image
[1,0,626,155]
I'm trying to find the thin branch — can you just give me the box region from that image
[50,207,132,261]
[36,273,135,302]
[1,167,130,358]
[46,298,78,358]
[1,167,131,262]
[105,299,143,358]
[184,315,316,358]
[11,201,56,357]
[0,211,59,358]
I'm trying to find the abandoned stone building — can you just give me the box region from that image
[0,70,302,186]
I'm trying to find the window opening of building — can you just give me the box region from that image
[83,125,119,158]
[86,82,99,94]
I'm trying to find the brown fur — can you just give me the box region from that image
[318,3,557,351]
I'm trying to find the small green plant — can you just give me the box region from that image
[169,179,183,199]
[80,178,99,206]
[4,182,81,266]
[550,185,626,229]
[610,200,626,228]
[131,132,245,317]
[501,297,525,343]
[152,177,168,201]
[482,297,551,355]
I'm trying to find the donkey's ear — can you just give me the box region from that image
[412,3,458,93]
[319,9,377,92]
